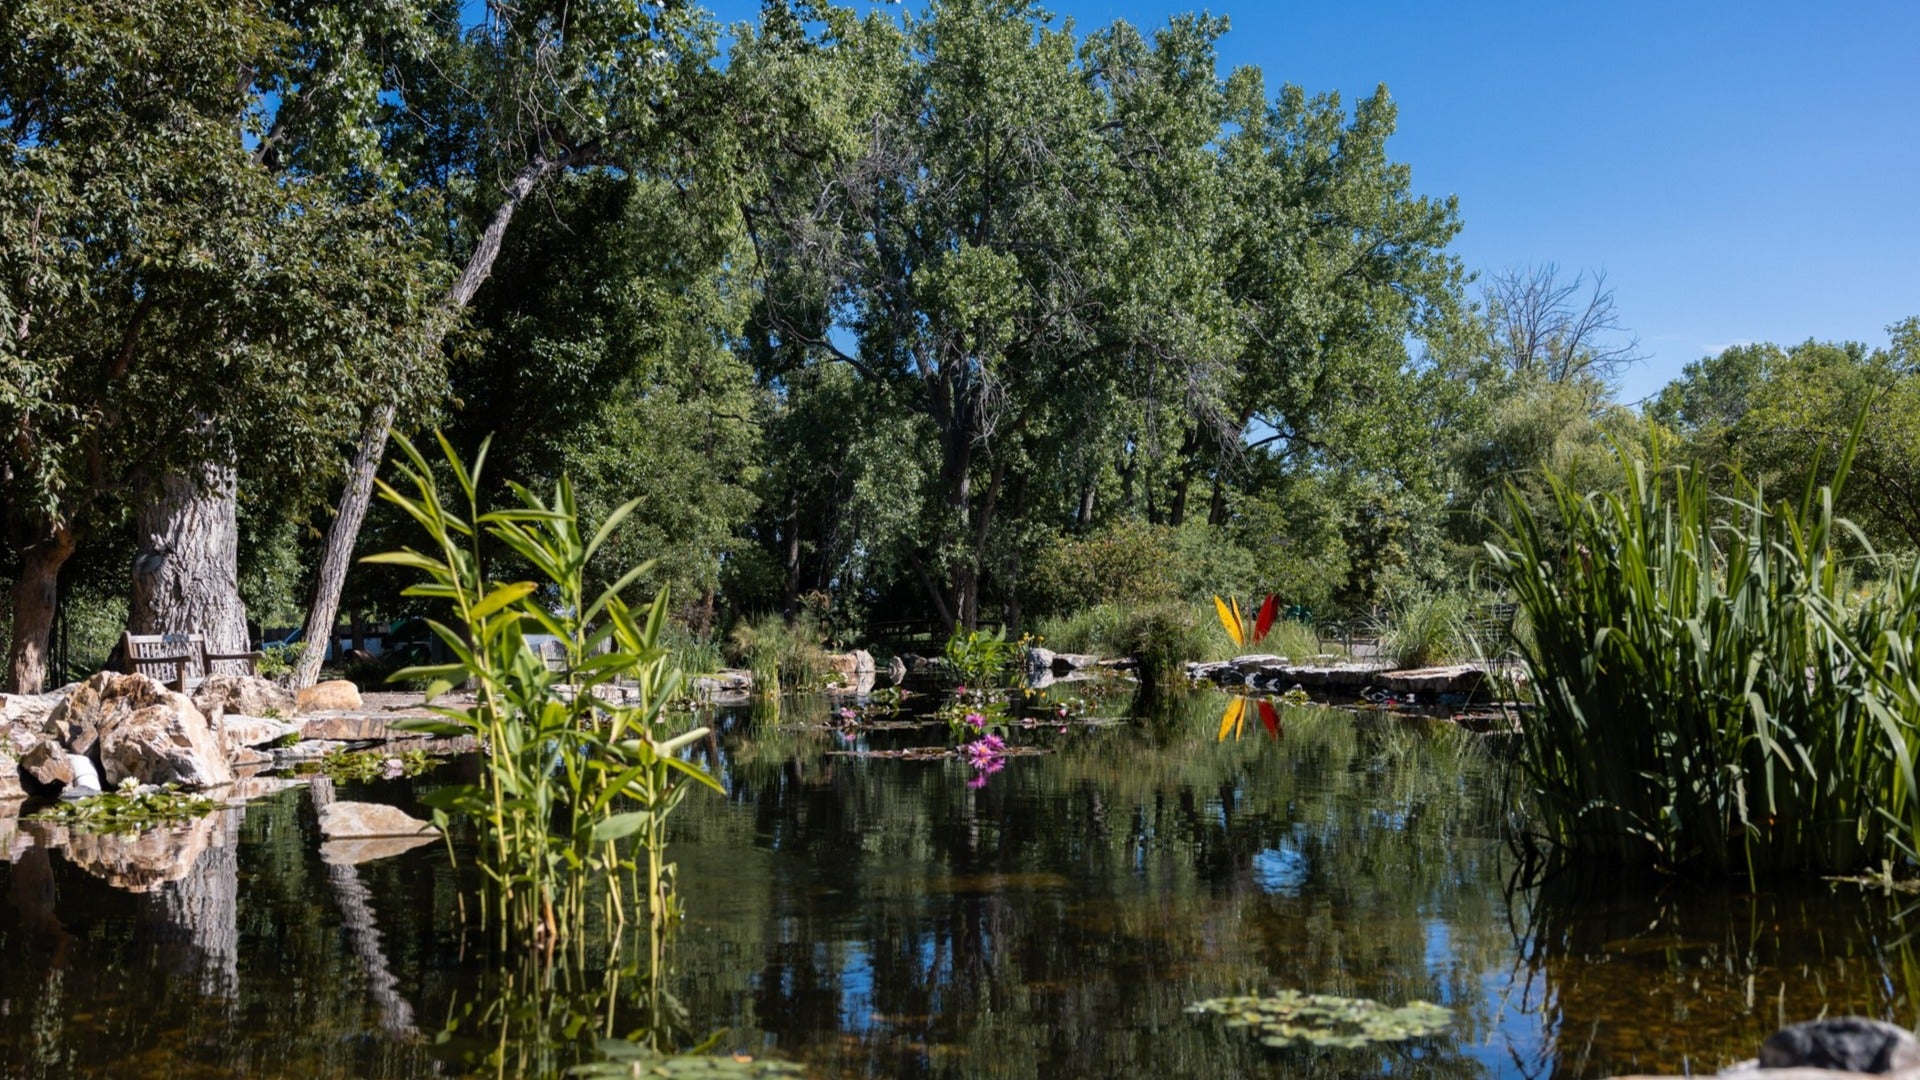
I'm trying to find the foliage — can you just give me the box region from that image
[726,614,829,691]
[1487,434,1920,877]
[1026,521,1179,615]
[371,433,722,949]
[30,780,219,834]
[1117,602,1214,694]
[572,1044,804,1078]
[1375,593,1475,669]
[257,642,305,682]
[1187,992,1452,1050]
[943,626,1018,689]
[314,747,433,783]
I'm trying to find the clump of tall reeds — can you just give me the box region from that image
[726,612,830,690]
[373,434,721,952]
[1487,431,1920,878]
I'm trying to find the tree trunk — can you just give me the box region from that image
[6,522,77,693]
[293,402,394,688]
[130,461,249,653]
[293,154,562,688]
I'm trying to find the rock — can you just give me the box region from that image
[824,651,874,681]
[296,679,363,714]
[1377,664,1486,696]
[317,801,438,840]
[299,714,398,742]
[1052,652,1098,673]
[0,742,24,801]
[192,674,296,722]
[221,714,299,749]
[886,654,908,685]
[66,753,102,793]
[320,833,439,866]
[272,739,346,766]
[42,670,130,754]
[18,740,72,794]
[93,675,234,789]
[2,688,71,729]
[1758,1017,1920,1074]
[1230,654,1289,673]
[1025,646,1058,676]
[229,746,272,768]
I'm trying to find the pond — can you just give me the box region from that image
[0,687,1913,1077]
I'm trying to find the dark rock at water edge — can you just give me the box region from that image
[1759,1017,1920,1073]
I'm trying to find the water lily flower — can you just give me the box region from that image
[954,685,969,697]
[838,707,857,721]
[964,711,986,730]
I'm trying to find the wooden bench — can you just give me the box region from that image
[121,631,264,694]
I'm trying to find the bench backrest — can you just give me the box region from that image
[122,631,206,690]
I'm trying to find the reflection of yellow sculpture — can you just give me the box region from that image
[1215,696,1282,742]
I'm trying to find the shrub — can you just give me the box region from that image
[1116,602,1209,694]
[1488,437,1920,878]
[1027,521,1177,615]
[1375,593,1473,669]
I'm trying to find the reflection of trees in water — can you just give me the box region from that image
[669,690,1515,1077]
[1508,872,1919,1079]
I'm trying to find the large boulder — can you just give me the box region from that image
[2,687,72,729]
[193,675,297,722]
[84,673,233,789]
[0,741,24,801]
[296,679,363,715]
[42,670,134,755]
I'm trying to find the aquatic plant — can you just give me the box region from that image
[726,613,829,691]
[1488,431,1920,877]
[943,625,1018,688]
[372,433,722,949]
[31,779,219,834]
[314,747,433,783]
[1188,991,1452,1049]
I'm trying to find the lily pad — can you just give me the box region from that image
[1188,990,1452,1049]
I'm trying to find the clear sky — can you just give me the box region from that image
[701,0,1920,404]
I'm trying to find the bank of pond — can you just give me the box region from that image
[1,688,1916,1078]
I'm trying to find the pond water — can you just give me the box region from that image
[0,687,1914,1078]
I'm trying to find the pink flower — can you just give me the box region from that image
[967,773,991,789]
[982,734,1006,753]
[838,707,857,720]
[964,711,986,730]
[954,685,969,697]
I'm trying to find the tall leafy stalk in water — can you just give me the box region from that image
[1487,431,1920,878]
[369,434,722,950]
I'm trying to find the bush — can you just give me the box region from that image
[1026,521,1177,616]
[1115,602,1212,693]
[1489,440,1920,877]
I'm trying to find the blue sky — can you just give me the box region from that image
[702,0,1920,404]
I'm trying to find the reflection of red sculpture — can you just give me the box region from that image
[1216,696,1284,742]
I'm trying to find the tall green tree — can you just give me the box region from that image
[0,0,442,691]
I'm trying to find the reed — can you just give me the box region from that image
[370,433,722,950]
[1487,433,1920,878]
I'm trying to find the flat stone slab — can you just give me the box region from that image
[1376,664,1486,696]
[317,801,438,840]
[299,715,426,742]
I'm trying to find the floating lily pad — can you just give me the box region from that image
[569,1041,806,1078]
[1188,990,1452,1049]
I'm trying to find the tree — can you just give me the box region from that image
[288,0,730,687]
[1485,263,1642,387]
[0,0,441,691]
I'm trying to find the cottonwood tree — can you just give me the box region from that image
[286,0,728,687]
[741,1,1239,627]
[0,0,441,692]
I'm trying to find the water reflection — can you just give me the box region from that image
[0,688,1912,1077]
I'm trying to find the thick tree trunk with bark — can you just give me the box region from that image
[130,461,249,653]
[6,523,77,693]
[292,155,562,688]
